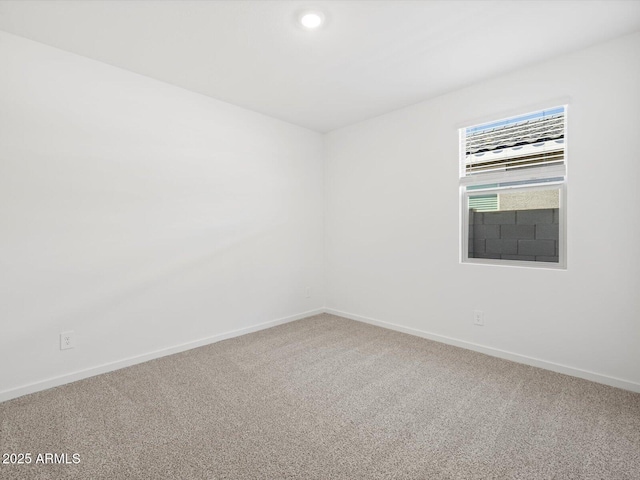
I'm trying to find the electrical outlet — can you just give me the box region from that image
[473,310,484,326]
[60,331,75,350]
[305,287,311,298]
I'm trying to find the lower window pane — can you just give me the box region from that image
[468,188,560,263]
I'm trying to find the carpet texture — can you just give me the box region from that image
[1,313,639,479]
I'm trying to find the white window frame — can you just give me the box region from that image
[459,105,568,269]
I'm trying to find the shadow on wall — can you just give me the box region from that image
[63,222,292,322]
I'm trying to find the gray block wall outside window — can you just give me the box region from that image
[469,208,559,263]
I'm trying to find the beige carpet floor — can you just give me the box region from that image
[1,313,639,479]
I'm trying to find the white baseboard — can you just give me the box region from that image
[0,308,324,403]
[4,306,638,402]
[324,308,640,394]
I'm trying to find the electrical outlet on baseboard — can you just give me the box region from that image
[473,310,484,326]
[60,331,75,350]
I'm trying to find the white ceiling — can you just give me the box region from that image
[1,0,639,132]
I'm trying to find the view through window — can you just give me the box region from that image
[460,106,567,266]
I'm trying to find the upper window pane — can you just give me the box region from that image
[463,106,565,177]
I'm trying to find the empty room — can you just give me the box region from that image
[1,1,639,478]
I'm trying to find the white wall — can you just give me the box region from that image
[2,28,639,401]
[0,31,325,399]
[326,32,640,390]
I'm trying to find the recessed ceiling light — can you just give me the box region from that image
[300,11,324,29]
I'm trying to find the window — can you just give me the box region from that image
[460,106,567,268]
